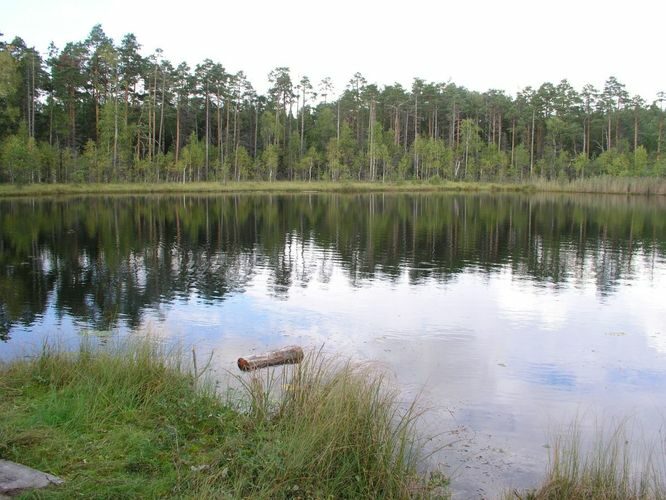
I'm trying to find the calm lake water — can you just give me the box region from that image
[1,192,666,497]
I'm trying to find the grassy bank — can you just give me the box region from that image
[0,179,531,197]
[0,340,445,499]
[0,177,665,198]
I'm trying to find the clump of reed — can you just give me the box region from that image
[510,423,666,500]
[532,176,666,196]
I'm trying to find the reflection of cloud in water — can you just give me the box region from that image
[524,363,576,389]
[627,266,666,356]
[494,270,568,331]
[648,332,666,355]
[607,368,666,388]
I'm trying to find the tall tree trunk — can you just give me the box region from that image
[113,85,118,177]
[368,100,375,181]
[433,104,439,139]
[511,118,516,170]
[158,70,166,156]
[464,128,469,179]
[300,89,306,155]
[69,90,76,150]
[234,113,241,181]
[124,83,130,127]
[94,83,99,142]
[233,92,239,181]
[449,101,456,149]
[413,94,418,179]
[49,91,53,146]
[217,90,223,168]
[530,109,535,177]
[175,104,180,163]
[404,110,409,154]
[582,117,587,158]
[205,81,210,180]
[633,110,639,152]
[336,100,340,141]
[30,52,36,138]
[151,63,158,163]
[253,104,258,159]
[658,115,664,157]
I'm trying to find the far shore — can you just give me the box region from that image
[1,177,666,198]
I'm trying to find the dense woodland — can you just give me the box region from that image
[1,25,665,185]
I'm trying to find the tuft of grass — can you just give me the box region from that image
[509,423,666,500]
[221,350,446,498]
[0,340,445,499]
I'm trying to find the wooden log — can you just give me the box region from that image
[237,346,304,372]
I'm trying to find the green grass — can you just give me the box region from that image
[510,424,666,500]
[0,179,531,197]
[1,177,665,198]
[0,340,446,499]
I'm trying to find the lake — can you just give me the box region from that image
[1,192,665,497]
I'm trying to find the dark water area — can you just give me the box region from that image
[1,192,665,497]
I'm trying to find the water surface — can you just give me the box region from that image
[1,193,665,497]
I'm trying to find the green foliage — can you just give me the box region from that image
[261,144,279,181]
[459,119,482,180]
[1,130,40,183]
[632,146,649,176]
[80,139,98,182]
[326,137,343,180]
[0,49,20,135]
[234,145,252,181]
[480,144,508,181]
[0,26,665,184]
[595,149,631,176]
[180,132,205,182]
[573,153,591,179]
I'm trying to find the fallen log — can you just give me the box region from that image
[237,346,304,372]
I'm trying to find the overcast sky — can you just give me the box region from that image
[3,0,664,101]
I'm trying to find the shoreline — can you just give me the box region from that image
[2,341,663,499]
[1,177,665,198]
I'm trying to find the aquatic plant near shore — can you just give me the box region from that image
[510,422,666,500]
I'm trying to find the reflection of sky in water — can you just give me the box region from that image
[159,248,665,497]
[2,238,666,498]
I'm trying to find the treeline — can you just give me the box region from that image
[1,25,665,184]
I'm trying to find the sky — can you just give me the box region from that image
[3,0,664,101]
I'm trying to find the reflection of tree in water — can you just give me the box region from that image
[0,193,664,339]
[0,247,55,341]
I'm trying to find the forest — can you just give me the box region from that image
[0,25,665,185]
